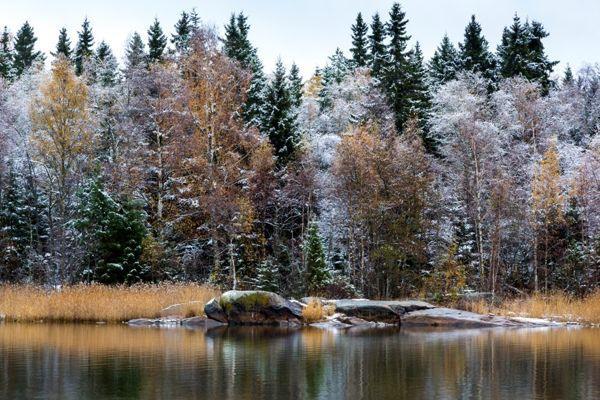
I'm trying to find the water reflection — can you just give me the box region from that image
[0,323,598,399]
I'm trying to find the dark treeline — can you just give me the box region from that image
[0,4,599,299]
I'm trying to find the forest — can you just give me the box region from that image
[0,3,599,300]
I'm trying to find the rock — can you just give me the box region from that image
[206,290,304,325]
[181,316,226,328]
[161,301,204,317]
[326,299,433,324]
[401,307,521,328]
[204,298,228,323]
[127,318,158,326]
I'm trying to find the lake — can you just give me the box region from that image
[0,323,599,399]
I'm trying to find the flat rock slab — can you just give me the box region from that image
[326,299,435,324]
[127,316,225,328]
[401,307,523,328]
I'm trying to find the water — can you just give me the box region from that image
[0,323,599,400]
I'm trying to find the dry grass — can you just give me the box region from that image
[464,291,600,324]
[302,299,325,323]
[0,283,220,323]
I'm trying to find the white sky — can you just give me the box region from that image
[3,0,599,78]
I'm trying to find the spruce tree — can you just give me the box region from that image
[172,11,192,55]
[319,48,350,109]
[525,20,558,91]
[368,13,386,79]
[262,59,298,164]
[407,43,430,125]
[458,15,495,81]
[428,34,460,86]
[94,41,118,86]
[12,21,44,76]
[304,222,331,295]
[350,12,369,68]
[382,2,413,132]
[75,178,148,284]
[125,32,146,71]
[288,62,303,108]
[223,12,266,128]
[0,27,13,80]
[147,18,167,64]
[75,17,94,75]
[563,64,574,86]
[52,28,72,61]
[0,165,31,281]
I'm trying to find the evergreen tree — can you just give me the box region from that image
[382,2,413,132]
[75,178,148,284]
[368,13,386,79]
[75,17,94,75]
[496,14,557,91]
[172,11,192,55]
[407,43,431,142]
[288,62,303,108]
[262,59,298,164]
[0,27,13,80]
[350,12,369,68]
[304,222,331,294]
[428,34,460,86]
[319,48,350,109]
[94,41,118,86]
[252,258,281,292]
[458,15,495,81]
[190,8,201,30]
[563,64,574,86]
[0,166,31,281]
[223,12,266,128]
[52,27,72,61]
[125,32,146,71]
[12,21,44,76]
[147,18,167,64]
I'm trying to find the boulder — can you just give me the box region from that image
[400,307,521,328]
[181,316,226,328]
[205,290,304,325]
[204,298,228,323]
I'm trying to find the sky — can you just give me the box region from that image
[3,0,599,78]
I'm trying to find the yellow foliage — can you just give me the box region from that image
[302,299,326,323]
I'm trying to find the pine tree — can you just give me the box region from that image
[75,178,148,284]
[382,2,413,132]
[12,21,44,76]
[368,13,386,79]
[125,32,146,71]
[0,27,13,80]
[52,28,72,61]
[147,18,167,64]
[350,12,369,68]
[252,258,281,292]
[428,34,460,86]
[94,41,118,86]
[458,15,495,81]
[172,11,192,55]
[288,62,303,107]
[262,59,298,164]
[75,17,94,75]
[304,222,331,295]
[525,20,558,92]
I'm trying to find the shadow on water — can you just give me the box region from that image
[0,322,599,399]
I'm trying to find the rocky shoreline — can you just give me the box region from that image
[127,290,566,330]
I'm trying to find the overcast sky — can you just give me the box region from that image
[3,0,599,78]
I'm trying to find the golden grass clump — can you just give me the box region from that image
[463,291,600,325]
[0,283,220,323]
[302,299,326,323]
